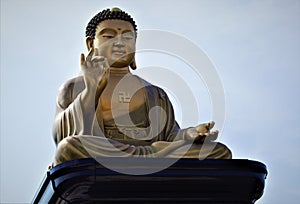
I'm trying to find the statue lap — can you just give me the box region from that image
[54,135,232,165]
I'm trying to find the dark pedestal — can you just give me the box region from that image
[33,158,267,204]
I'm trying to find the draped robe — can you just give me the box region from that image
[53,75,231,165]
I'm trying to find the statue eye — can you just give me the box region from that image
[122,32,134,40]
[103,35,114,38]
[123,36,133,40]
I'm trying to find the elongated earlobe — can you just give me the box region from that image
[130,58,137,70]
[86,37,94,50]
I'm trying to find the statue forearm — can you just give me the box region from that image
[53,91,96,145]
[52,75,108,145]
[53,98,79,144]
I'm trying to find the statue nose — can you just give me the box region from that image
[113,36,124,47]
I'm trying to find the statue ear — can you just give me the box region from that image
[130,57,137,70]
[86,37,94,50]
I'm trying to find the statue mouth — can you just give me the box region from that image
[112,50,126,55]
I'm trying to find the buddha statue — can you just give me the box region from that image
[52,8,232,165]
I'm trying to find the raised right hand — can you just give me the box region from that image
[80,48,109,95]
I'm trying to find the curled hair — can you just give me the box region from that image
[85,8,138,39]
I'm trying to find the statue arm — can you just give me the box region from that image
[156,88,185,142]
[52,78,88,145]
[157,88,218,143]
[53,49,109,145]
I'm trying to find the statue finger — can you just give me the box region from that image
[94,47,99,56]
[195,124,208,133]
[85,60,92,69]
[80,53,85,66]
[193,132,207,143]
[206,121,215,130]
[198,132,209,137]
[91,56,105,62]
[91,56,105,67]
[197,131,218,142]
[207,132,218,141]
[86,47,94,62]
[211,130,219,135]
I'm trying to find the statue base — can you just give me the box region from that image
[33,158,267,204]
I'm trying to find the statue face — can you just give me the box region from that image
[92,19,136,68]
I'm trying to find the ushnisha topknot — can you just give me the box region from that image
[85,7,138,39]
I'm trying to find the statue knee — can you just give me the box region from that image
[181,141,232,159]
[54,136,89,165]
[56,136,78,153]
[212,142,232,159]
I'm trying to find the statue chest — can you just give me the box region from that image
[99,75,147,123]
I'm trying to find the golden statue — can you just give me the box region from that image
[52,8,232,165]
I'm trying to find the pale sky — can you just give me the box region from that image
[1,0,300,203]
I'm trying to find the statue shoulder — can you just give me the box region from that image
[136,76,168,100]
[157,86,168,100]
[57,76,85,109]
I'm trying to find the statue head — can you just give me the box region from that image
[85,8,137,69]
[86,8,137,39]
